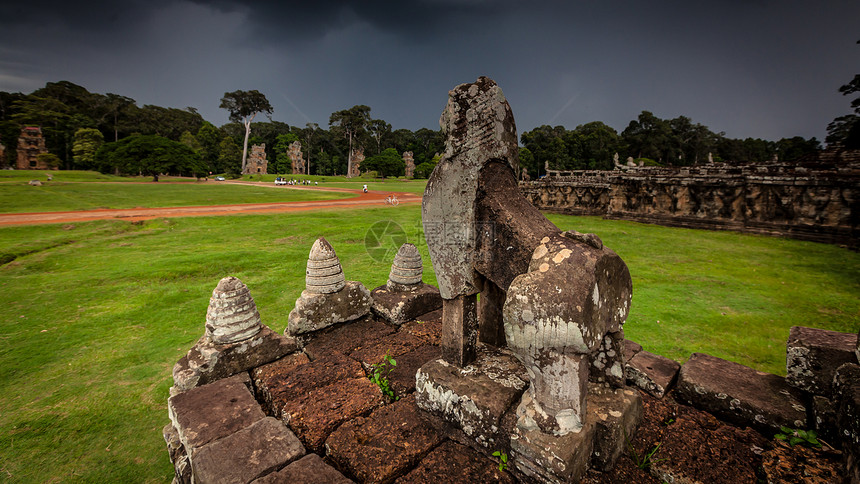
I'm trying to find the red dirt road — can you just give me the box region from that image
[0,184,421,227]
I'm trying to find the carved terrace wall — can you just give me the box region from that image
[520,152,860,248]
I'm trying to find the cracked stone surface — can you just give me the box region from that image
[785,325,858,397]
[676,352,807,435]
[325,397,444,483]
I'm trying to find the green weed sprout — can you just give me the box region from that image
[624,430,666,470]
[492,450,508,472]
[775,426,821,448]
[369,352,398,402]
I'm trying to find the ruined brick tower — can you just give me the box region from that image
[16,126,52,170]
[243,144,268,175]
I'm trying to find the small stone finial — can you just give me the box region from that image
[205,276,263,344]
[388,243,423,288]
[306,237,346,294]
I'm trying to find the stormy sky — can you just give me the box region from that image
[0,0,857,141]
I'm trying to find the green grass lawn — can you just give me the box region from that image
[0,179,355,213]
[0,184,857,481]
[239,173,429,195]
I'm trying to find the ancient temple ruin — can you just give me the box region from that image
[417,76,639,482]
[522,151,860,248]
[348,148,365,178]
[16,126,51,170]
[403,151,415,178]
[288,141,305,175]
[243,144,268,175]
[162,77,860,484]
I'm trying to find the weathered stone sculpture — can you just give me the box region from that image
[172,277,297,394]
[417,77,639,483]
[504,232,631,434]
[205,276,263,344]
[287,237,371,336]
[288,140,305,175]
[371,243,442,325]
[403,151,415,178]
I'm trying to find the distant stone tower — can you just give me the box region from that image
[348,148,365,178]
[244,144,268,175]
[403,151,415,178]
[288,141,305,175]
[16,126,51,170]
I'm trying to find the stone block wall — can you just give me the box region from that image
[520,153,860,248]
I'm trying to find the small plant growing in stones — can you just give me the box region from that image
[369,352,398,402]
[624,431,666,470]
[492,450,508,472]
[775,426,821,448]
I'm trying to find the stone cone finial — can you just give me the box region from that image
[205,276,263,344]
[388,243,423,288]
[306,237,346,294]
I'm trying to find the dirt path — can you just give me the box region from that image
[0,184,421,227]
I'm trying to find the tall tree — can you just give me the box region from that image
[362,147,404,178]
[72,128,104,168]
[302,122,318,175]
[329,105,371,177]
[99,93,135,142]
[368,119,392,155]
[826,47,860,149]
[218,135,242,175]
[195,121,221,173]
[219,90,273,172]
[94,134,205,181]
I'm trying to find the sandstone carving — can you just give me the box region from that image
[521,150,860,249]
[172,277,297,394]
[288,140,305,175]
[403,151,415,178]
[205,276,263,344]
[388,243,423,289]
[371,243,442,325]
[504,233,630,434]
[288,237,371,336]
[243,143,267,174]
[417,77,637,483]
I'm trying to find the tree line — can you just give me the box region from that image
[2,74,857,180]
[0,81,444,179]
[518,113,822,179]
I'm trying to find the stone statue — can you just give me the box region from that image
[287,237,371,336]
[370,243,442,325]
[418,77,638,483]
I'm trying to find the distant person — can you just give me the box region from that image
[363,184,368,193]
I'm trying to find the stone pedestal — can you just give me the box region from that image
[371,282,442,325]
[440,295,478,367]
[415,345,528,449]
[415,345,642,483]
[287,281,371,335]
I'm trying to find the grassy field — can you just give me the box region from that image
[0,177,857,482]
[238,173,428,195]
[0,173,356,214]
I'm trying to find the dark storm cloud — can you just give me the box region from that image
[191,0,519,42]
[0,1,858,141]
